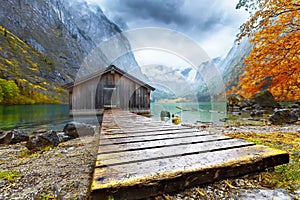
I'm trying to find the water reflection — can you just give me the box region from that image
[0,104,71,132]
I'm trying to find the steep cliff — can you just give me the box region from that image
[0,25,66,104]
[0,0,139,84]
[0,0,140,104]
[221,39,252,91]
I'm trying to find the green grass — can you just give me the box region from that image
[225,131,300,192]
[266,152,300,191]
[40,192,56,200]
[0,170,22,182]
[17,148,31,158]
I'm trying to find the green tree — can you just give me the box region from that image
[0,79,6,104]
[0,78,20,104]
[0,85,3,103]
[4,80,19,99]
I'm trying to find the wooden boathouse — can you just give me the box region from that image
[64,65,155,116]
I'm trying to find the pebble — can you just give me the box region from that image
[57,149,68,154]
[238,189,294,200]
[68,147,75,151]
[294,189,300,196]
[0,180,6,187]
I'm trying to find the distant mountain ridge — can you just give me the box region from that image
[146,56,225,101]
[165,39,252,101]
[187,39,253,102]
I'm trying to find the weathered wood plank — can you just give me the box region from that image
[92,145,289,200]
[100,129,207,140]
[101,124,172,130]
[101,127,194,137]
[101,121,169,129]
[97,139,254,166]
[101,126,191,134]
[99,131,212,145]
[98,134,231,154]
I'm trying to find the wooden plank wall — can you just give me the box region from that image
[70,72,150,113]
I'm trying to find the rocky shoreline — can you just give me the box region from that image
[0,124,299,199]
[226,91,300,126]
[0,122,96,150]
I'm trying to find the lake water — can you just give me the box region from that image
[0,104,71,132]
[150,102,227,124]
[0,102,227,133]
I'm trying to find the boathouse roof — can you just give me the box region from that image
[63,65,155,91]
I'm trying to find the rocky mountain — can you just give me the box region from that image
[144,56,226,101]
[221,39,253,91]
[184,40,253,102]
[61,0,142,78]
[0,25,67,104]
[0,0,139,85]
[148,57,223,90]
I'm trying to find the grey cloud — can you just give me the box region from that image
[97,0,236,34]
[108,0,188,25]
[87,0,249,57]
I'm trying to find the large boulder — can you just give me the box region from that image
[290,103,300,109]
[0,129,29,145]
[56,132,72,143]
[269,109,299,125]
[0,130,12,145]
[253,90,280,109]
[63,122,95,139]
[26,130,60,150]
[227,94,245,107]
[227,94,255,111]
[8,129,29,144]
[250,109,267,118]
[293,109,300,119]
[160,111,170,120]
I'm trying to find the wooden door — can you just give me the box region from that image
[103,85,116,108]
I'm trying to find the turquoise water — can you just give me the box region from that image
[150,102,227,124]
[0,104,71,132]
[0,102,227,132]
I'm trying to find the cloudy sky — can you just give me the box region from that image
[86,0,249,58]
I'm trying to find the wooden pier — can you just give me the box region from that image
[91,110,289,199]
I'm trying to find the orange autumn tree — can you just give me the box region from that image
[236,0,300,101]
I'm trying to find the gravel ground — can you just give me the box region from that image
[0,135,98,200]
[185,124,300,134]
[0,125,299,199]
[153,175,299,200]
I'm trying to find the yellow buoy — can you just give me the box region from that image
[172,116,182,125]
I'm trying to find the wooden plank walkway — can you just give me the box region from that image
[91,110,289,200]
